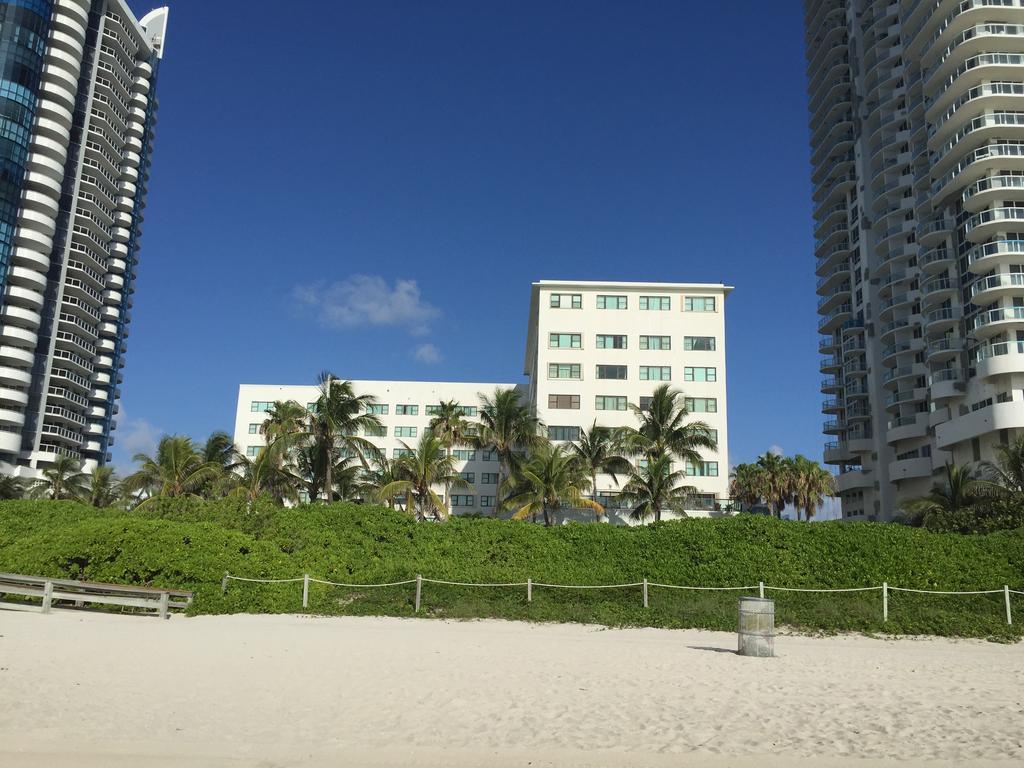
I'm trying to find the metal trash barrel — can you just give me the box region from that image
[738,596,775,657]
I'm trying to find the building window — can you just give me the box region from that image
[396,404,419,416]
[451,495,476,507]
[549,332,582,349]
[684,336,716,351]
[596,334,627,349]
[640,296,671,310]
[454,405,477,416]
[548,394,580,409]
[684,296,716,312]
[246,445,262,457]
[395,426,417,438]
[685,397,718,413]
[459,471,475,483]
[424,405,442,415]
[548,425,581,441]
[640,366,671,381]
[482,450,496,461]
[709,429,718,443]
[684,366,717,382]
[596,364,627,380]
[480,495,495,508]
[368,404,389,415]
[686,461,719,477]
[250,401,273,412]
[550,293,582,309]
[639,396,653,410]
[596,395,628,411]
[481,472,499,484]
[306,402,318,412]
[393,448,414,458]
[365,425,387,437]
[453,449,477,461]
[597,295,627,309]
[639,335,671,350]
[549,363,582,379]
[247,423,260,434]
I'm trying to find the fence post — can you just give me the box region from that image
[415,574,422,613]
[759,581,764,599]
[302,574,310,609]
[527,578,532,603]
[158,591,169,620]
[642,578,649,608]
[221,572,229,595]
[1006,585,1013,626]
[883,582,888,622]
[42,579,53,614]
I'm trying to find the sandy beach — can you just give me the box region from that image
[0,610,1022,767]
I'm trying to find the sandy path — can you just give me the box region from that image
[0,610,1021,767]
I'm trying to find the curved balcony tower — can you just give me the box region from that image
[807,0,1024,520]
[0,0,167,474]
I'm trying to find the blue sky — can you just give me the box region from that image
[115,0,817,473]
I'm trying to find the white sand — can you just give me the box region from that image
[0,611,1022,767]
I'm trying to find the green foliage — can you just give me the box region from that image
[0,500,1021,639]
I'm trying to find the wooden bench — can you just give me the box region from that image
[0,572,193,619]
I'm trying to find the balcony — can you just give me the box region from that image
[888,455,932,482]
[886,414,929,444]
[962,173,1024,213]
[973,305,1024,338]
[823,440,853,465]
[970,272,1024,304]
[924,306,961,335]
[821,376,841,394]
[926,336,965,362]
[918,216,954,246]
[975,340,1024,379]
[882,364,924,389]
[817,283,851,313]
[966,238,1024,274]
[930,367,966,401]
[920,245,955,273]
[964,206,1024,243]
[921,276,957,306]
[835,470,873,493]
[818,303,853,333]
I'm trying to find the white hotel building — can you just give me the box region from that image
[0,0,167,476]
[806,0,1024,519]
[234,280,732,521]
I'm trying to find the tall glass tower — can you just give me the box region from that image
[0,0,167,474]
[806,0,1024,520]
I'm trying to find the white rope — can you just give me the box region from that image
[225,575,304,584]
[649,583,757,591]
[888,587,1004,595]
[1010,589,1024,596]
[766,585,883,593]
[308,578,417,588]
[422,578,528,587]
[532,582,644,589]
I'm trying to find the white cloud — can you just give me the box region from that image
[292,275,440,335]
[768,444,784,456]
[413,343,441,364]
[111,409,162,470]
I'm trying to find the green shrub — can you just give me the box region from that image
[0,501,1021,638]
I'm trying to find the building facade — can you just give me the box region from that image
[806,0,1024,519]
[0,0,167,476]
[234,280,732,521]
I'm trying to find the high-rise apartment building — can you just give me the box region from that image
[234,279,732,521]
[0,1,167,475]
[806,0,1024,519]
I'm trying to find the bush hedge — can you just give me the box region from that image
[1,499,1022,639]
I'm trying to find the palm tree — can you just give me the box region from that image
[260,400,309,447]
[428,400,472,514]
[569,421,630,518]
[755,452,793,518]
[309,372,382,501]
[0,474,23,500]
[618,453,695,523]
[232,440,301,505]
[504,441,602,526]
[980,435,1024,504]
[789,455,833,521]
[28,456,90,500]
[477,387,542,504]
[360,455,404,510]
[377,432,469,521]
[85,466,120,507]
[620,384,717,466]
[902,463,986,526]
[729,462,765,511]
[123,435,222,505]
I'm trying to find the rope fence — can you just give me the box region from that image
[221,572,1022,625]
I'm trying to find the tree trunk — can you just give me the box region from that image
[654,504,661,523]
[543,504,551,527]
[324,448,333,504]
